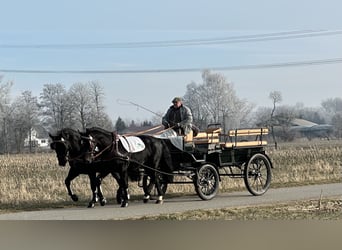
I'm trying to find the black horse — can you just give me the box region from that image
[49,128,125,208]
[84,127,175,207]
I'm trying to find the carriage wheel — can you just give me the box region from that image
[244,153,272,196]
[194,163,219,200]
[142,175,168,198]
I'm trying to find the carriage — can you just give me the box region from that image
[50,124,273,207]
[142,124,273,201]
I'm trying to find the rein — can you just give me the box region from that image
[97,155,176,177]
[153,126,176,135]
[92,141,115,160]
[123,125,164,136]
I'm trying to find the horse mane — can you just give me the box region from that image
[86,127,113,136]
[53,128,78,137]
[61,128,81,140]
[85,127,115,149]
[53,128,83,153]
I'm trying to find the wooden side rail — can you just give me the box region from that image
[224,128,268,148]
[228,128,268,137]
[206,127,222,134]
[191,127,268,147]
[193,131,220,144]
[224,140,268,148]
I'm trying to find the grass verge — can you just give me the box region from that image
[138,197,342,220]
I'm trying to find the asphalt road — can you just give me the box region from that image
[0,183,341,220]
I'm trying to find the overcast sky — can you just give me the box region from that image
[1,0,342,122]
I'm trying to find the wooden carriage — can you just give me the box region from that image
[144,124,273,201]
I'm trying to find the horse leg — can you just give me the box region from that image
[142,173,154,203]
[96,173,108,206]
[87,172,99,208]
[111,172,124,204]
[118,165,129,208]
[152,150,166,205]
[65,168,80,202]
[155,173,165,204]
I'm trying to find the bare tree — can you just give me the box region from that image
[89,81,104,121]
[253,106,273,127]
[269,91,282,149]
[184,70,252,132]
[0,80,12,111]
[88,81,114,130]
[322,97,342,137]
[322,97,342,115]
[69,83,92,131]
[40,82,113,132]
[269,91,282,118]
[0,81,13,153]
[40,83,73,132]
[11,91,39,152]
[183,82,210,129]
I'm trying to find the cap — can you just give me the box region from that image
[172,97,182,103]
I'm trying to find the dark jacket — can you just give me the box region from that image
[162,104,193,135]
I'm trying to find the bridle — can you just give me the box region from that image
[51,136,93,163]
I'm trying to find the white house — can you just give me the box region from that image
[24,128,50,148]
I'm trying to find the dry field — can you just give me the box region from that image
[0,139,341,212]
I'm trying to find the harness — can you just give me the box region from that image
[85,132,176,177]
[88,132,130,162]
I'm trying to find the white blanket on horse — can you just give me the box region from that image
[119,136,145,153]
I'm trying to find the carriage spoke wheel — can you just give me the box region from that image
[142,175,168,199]
[244,153,272,196]
[194,164,219,200]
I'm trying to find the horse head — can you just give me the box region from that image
[49,128,93,166]
[49,132,69,166]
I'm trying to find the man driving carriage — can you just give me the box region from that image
[162,97,193,136]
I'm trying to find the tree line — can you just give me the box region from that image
[1,71,342,153]
[0,80,113,153]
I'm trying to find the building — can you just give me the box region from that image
[24,128,50,148]
[272,118,333,140]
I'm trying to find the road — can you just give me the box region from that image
[0,183,341,220]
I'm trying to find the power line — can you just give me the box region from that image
[1,30,342,49]
[1,58,342,74]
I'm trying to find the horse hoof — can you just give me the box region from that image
[143,195,150,204]
[71,194,79,202]
[88,202,95,208]
[121,202,128,208]
[156,200,164,205]
[100,198,107,206]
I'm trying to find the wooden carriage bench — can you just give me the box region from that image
[224,128,268,148]
[187,127,268,150]
[192,127,221,145]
